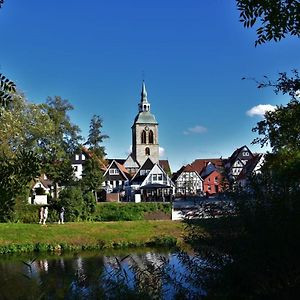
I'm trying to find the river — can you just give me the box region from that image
[0,248,206,299]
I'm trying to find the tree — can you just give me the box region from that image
[0,73,16,110]
[81,156,104,201]
[237,0,300,46]
[41,96,82,196]
[0,150,40,221]
[252,70,300,152]
[85,115,109,158]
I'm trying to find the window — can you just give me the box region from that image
[73,166,78,172]
[75,154,79,160]
[141,130,146,144]
[242,151,249,156]
[145,147,150,155]
[158,174,163,181]
[109,169,119,175]
[152,174,157,181]
[82,154,86,160]
[149,130,154,144]
[140,170,146,176]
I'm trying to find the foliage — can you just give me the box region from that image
[85,115,109,158]
[0,151,41,221]
[92,202,171,222]
[59,187,84,221]
[82,191,97,219]
[81,156,104,197]
[0,73,16,109]
[237,0,300,46]
[252,70,300,152]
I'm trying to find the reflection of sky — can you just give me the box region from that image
[0,250,207,299]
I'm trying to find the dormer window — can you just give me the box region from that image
[75,154,79,161]
[242,152,249,156]
[82,154,86,160]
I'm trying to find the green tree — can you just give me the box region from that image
[0,151,40,221]
[85,115,109,158]
[81,157,104,201]
[0,73,16,110]
[59,186,84,222]
[237,0,300,46]
[42,96,82,197]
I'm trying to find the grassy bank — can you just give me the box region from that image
[0,220,184,254]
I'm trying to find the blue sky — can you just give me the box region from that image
[1,0,299,172]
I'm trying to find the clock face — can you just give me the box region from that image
[145,126,149,131]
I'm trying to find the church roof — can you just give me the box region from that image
[133,111,158,125]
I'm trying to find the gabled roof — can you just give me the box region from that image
[172,165,186,181]
[190,158,223,174]
[159,159,171,174]
[104,159,130,180]
[140,163,175,188]
[227,145,253,166]
[131,157,155,182]
[237,153,264,181]
[124,154,140,169]
[106,158,126,165]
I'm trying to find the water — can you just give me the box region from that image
[0,248,206,299]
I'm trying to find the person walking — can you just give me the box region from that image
[58,206,65,224]
[43,206,48,225]
[39,206,44,224]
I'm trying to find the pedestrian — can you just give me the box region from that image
[39,206,44,224]
[58,206,65,224]
[43,206,48,225]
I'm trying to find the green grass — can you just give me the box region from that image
[0,220,185,254]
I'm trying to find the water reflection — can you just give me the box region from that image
[0,249,206,299]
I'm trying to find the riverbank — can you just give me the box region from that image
[0,220,185,254]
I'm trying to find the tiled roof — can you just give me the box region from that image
[159,159,171,174]
[190,158,223,174]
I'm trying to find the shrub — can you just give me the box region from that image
[92,202,171,221]
[59,187,84,222]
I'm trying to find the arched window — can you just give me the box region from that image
[141,130,146,144]
[148,130,154,144]
[145,147,150,155]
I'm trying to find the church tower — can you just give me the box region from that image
[132,81,159,166]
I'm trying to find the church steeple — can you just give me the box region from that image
[139,81,150,112]
[132,81,159,166]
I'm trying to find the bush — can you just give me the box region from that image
[92,202,171,221]
[59,186,84,222]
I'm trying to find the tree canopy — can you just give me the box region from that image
[237,0,300,45]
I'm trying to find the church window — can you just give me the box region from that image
[149,130,154,144]
[145,147,150,155]
[141,130,146,144]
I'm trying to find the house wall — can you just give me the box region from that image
[203,170,223,195]
[175,171,203,195]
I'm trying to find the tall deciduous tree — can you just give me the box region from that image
[42,96,82,196]
[85,115,109,158]
[237,0,300,46]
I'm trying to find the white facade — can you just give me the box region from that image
[175,171,203,195]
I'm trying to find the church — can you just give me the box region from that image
[103,82,174,201]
